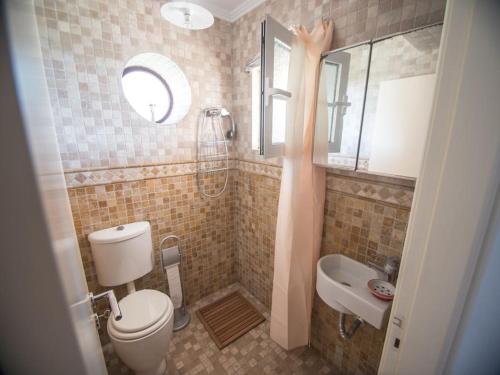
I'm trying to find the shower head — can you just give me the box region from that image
[160,1,214,30]
[202,107,236,140]
[204,107,229,117]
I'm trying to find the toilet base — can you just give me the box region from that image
[136,358,166,375]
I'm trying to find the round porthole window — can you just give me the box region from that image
[121,53,191,125]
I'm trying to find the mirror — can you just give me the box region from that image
[313,44,370,169]
[121,53,191,125]
[357,25,442,177]
[313,24,443,178]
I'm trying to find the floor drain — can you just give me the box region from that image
[340,281,351,287]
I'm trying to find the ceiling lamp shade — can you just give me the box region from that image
[160,1,214,30]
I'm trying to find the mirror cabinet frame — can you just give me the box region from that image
[314,22,443,176]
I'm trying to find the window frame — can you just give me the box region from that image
[324,52,351,153]
[259,15,293,159]
[122,65,174,124]
[250,66,261,151]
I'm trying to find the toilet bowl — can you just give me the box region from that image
[88,222,175,375]
[107,289,174,375]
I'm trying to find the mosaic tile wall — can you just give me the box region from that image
[232,0,446,164]
[311,299,386,374]
[230,2,442,371]
[34,0,233,170]
[236,167,413,374]
[235,167,413,305]
[309,181,412,374]
[235,169,281,307]
[68,171,237,342]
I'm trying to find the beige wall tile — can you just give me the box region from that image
[35,0,234,170]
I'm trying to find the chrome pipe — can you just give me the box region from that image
[339,313,363,340]
[90,290,122,321]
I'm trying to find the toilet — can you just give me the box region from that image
[89,221,174,375]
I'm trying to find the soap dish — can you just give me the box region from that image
[368,279,395,301]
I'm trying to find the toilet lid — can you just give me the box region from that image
[110,289,172,334]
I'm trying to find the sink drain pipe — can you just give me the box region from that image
[339,313,364,339]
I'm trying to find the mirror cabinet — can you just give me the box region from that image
[313,24,443,179]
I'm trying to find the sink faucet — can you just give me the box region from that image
[368,256,400,284]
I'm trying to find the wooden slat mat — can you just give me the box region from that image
[196,291,265,349]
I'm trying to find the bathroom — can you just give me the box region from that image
[1,0,499,375]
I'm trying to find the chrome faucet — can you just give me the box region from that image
[368,256,400,284]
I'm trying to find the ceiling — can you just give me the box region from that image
[182,0,265,22]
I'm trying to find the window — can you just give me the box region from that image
[122,67,172,123]
[313,45,368,168]
[324,52,350,153]
[271,38,291,145]
[251,66,261,151]
[325,62,339,144]
[259,15,293,158]
[121,53,191,125]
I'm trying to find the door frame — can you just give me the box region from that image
[0,1,107,373]
[378,0,500,373]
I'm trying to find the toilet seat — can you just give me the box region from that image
[108,289,173,341]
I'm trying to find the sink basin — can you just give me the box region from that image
[316,254,392,329]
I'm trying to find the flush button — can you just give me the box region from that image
[116,225,125,231]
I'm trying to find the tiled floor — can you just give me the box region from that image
[106,283,333,375]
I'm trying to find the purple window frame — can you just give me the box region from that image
[122,65,174,123]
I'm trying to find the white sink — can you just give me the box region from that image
[316,254,392,329]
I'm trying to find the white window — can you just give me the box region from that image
[121,53,191,125]
[260,15,293,158]
[251,66,261,151]
[324,52,350,152]
[122,67,172,123]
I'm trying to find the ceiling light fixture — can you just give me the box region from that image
[160,1,214,30]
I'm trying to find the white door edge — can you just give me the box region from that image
[379,0,500,374]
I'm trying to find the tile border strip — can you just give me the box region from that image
[235,160,413,208]
[326,174,413,208]
[64,159,413,208]
[64,160,238,188]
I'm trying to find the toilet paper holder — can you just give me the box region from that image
[159,235,191,331]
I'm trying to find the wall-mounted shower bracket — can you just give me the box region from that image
[204,107,236,140]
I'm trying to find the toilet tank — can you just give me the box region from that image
[88,221,153,287]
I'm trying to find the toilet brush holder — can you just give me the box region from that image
[159,235,191,332]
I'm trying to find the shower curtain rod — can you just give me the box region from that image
[321,21,444,58]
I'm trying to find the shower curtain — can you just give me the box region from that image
[270,20,333,350]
